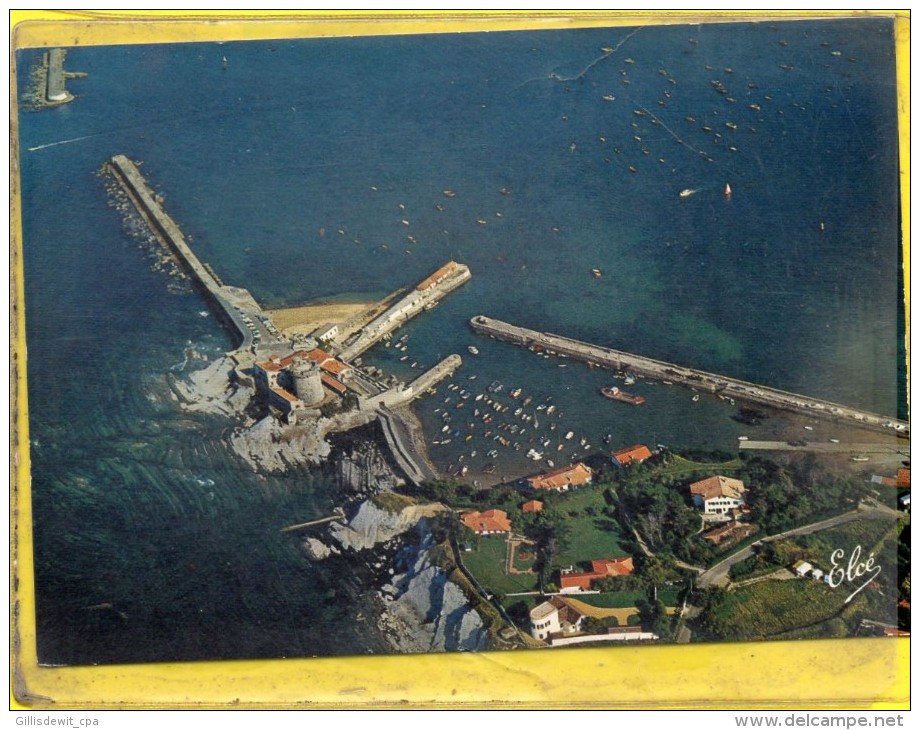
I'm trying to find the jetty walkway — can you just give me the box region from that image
[109,155,283,359]
[372,355,462,485]
[340,263,471,361]
[470,315,908,436]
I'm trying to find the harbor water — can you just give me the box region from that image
[16,18,903,664]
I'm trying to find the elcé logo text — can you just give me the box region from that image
[826,545,881,603]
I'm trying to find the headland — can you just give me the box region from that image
[106,154,470,485]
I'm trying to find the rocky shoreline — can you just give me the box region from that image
[167,349,492,654]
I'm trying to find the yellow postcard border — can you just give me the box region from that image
[10,9,910,710]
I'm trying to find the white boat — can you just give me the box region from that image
[724,183,732,197]
[565,431,574,440]
[679,188,699,198]
[737,436,749,441]
[468,345,480,355]
[692,394,700,402]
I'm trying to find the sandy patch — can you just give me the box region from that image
[266,301,373,335]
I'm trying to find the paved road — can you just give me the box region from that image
[740,441,901,454]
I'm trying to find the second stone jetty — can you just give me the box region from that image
[470,314,908,436]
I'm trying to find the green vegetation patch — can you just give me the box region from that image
[658,454,744,479]
[577,587,680,609]
[462,536,539,596]
[553,511,629,568]
[694,579,846,641]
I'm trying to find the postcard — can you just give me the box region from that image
[11,11,909,708]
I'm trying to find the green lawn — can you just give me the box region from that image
[554,512,629,568]
[554,484,610,513]
[461,536,539,596]
[577,587,680,609]
[541,485,629,568]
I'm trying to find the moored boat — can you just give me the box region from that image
[601,386,646,405]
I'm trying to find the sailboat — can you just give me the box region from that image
[723,183,732,197]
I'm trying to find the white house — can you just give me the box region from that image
[529,597,585,641]
[689,475,747,515]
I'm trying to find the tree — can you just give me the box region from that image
[581,616,607,635]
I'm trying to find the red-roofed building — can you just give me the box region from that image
[304,348,353,379]
[254,350,310,389]
[416,261,459,291]
[254,348,352,398]
[267,386,306,423]
[320,373,347,395]
[527,462,593,492]
[897,468,910,488]
[559,557,634,592]
[460,509,512,535]
[689,475,747,515]
[611,444,653,467]
[522,500,544,514]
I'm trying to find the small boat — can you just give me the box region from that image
[591,268,603,278]
[692,394,700,402]
[468,345,480,355]
[679,188,699,198]
[724,183,732,197]
[601,386,646,406]
[424,302,438,310]
[829,438,840,444]
[565,431,574,440]
[499,187,511,195]
[602,94,616,102]
[737,436,749,441]
[443,190,456,198]
[851,456,869,462]
[725,121,738,130]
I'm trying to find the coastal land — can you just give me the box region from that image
[104,152,909,656]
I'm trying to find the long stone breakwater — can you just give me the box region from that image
[470,315,908,436]
[108,155,279,358]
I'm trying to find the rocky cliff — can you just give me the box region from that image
[325,498,446,553]
[377,527,489,653]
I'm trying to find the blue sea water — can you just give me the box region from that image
[16,18,903,664]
